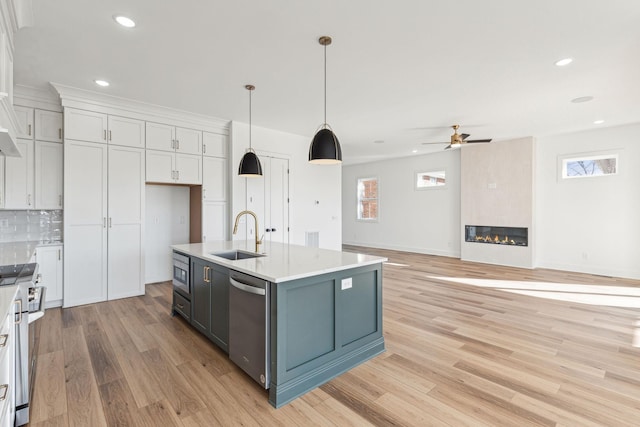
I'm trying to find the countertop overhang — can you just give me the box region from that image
[172,241,387,283]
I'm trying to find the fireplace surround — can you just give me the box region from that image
[465,225,528,246]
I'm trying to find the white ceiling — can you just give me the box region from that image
[14,0,640,165]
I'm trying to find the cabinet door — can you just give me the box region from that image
[202,202,227,243]
[108,146,145,300]
[175,127,201,155]
[145,150,175,183]
[35,110,63,143]
[108,116,145,148]
[202,132,227,158]
[35,141,63,209]
[191,259,210,335]
[64,108,108,143]
[0,156,4,208]
[175,153,202,184]
[35,245,63,304]
[145,122,175,152]
[210,265,229,351]
[4,139,34,209]
[14,106,34,138]
[63,140,108,307]
[202,156,226,201]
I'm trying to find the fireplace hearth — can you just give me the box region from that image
[465,225,528,246]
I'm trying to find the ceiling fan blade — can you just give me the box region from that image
[466,139,492,143]
[421,141,448,145]
[461,133,470,140]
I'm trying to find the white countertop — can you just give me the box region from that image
[172,241,387,283]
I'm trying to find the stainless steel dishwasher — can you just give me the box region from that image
[228,270,270,388]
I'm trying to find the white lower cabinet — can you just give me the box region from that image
[0,298,16,426]
[146,150,201,184]
[64,140,145,307]
[33,245,63,307]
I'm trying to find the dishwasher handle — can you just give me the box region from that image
[229,277,266,296]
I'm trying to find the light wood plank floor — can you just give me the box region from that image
[29,246,640,426]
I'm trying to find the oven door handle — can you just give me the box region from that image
[229,277,266,296]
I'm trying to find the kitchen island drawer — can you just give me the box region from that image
[172,291,191,321]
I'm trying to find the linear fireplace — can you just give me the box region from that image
[465,225,528,246]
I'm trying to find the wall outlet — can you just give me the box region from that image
[179,215,185,225]
[488,183,497,189]
[341,277,353,290]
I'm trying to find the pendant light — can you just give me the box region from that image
[309,36,342,164]
[238,84,263,177]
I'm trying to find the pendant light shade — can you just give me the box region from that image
[238,84,263,177]
[309,36,342,164]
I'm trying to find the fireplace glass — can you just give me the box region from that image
[465,225,528,246]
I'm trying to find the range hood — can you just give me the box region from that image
[0,92,22,157]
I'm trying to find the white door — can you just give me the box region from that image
[64,108,108,143]
[175,153,202,184]
[35,245,63,305]
[4,139,34,209]
[14,106,34,138]
[202,156,226,201]
[202,132,227,157]
[64,141,108,307]
[35,141,63,209]
[108,115,145,148]
[35,110,63,143]
[202,202,227,243]
[245,163,266,241]
[145,150,175,183]
[175,127,201,155]
[265,157,289,244]
[108,146,145,300]
[145,122,175,152]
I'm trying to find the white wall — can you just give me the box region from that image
[536,123,640,279]
[231,122,342,250]
[342,150,461,257]
[145,185,190,283]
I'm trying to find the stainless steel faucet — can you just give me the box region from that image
[232,210,263,253]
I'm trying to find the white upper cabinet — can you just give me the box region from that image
[14,106,34,138]
[146,122,201,155]
[35,110,63,143]
[145,150,175,183]
[65,108,144,147]
[64,108,108,143]
[175,153,202,184]
[0,156,4,208]
[202,132,227,158]
[4,139,34,209]
[202,156,226,202]
[35,141,63,209]
[107,116,145,148]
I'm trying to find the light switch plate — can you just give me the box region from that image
[341,277,353,290]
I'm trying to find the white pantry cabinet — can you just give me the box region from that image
[0,157,4,208]
[64,140,145,307]
[202,202,227,243]
[35,110,63,143]
[146,122,201,155]
[33,244,63,306]
[35,141,63,209]
[4,139,34,209]
[202,132,227,158]
[146,151,202,185]
[64,108,145,148]
[202,156,226,202]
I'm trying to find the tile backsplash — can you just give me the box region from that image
[0,210,63,243]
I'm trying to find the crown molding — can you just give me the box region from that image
[14,84,62,111]
[51,83,230,135]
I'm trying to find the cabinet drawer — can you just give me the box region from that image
[173,291,191,321]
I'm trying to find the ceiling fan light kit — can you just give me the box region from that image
[309,36,343,165]
[422,124,492,150]
[238,84,263,177]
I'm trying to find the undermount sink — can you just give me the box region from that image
[211,250,265,261]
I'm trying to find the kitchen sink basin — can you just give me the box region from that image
[211,250,265,261]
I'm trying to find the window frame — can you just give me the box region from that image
[559,151,619,180]
[415,169,447,190]
[356,176,379,222]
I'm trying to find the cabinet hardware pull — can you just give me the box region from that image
[204,266,210,283]
[58,249,61,261]
[28,194,31,206]
[0,384,7,401]
[103,217,107,228]
[0,334,8,347]
[176,170,180,181]
[103,130,107,140]
[59,195,62,206]
[176,140,180,150]
[14,300,22,325]
[109,130,112,141]
[171,139,175,149]
[59,128,62,139]
[203,189,206,199]
[177,304,184,309]
[109,217,112,228]
[203,144,206,154]
[28,124,32,136]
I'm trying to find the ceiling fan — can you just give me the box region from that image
[422,125,492,149]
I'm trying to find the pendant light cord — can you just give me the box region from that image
[324,42,327,126]
[249,89,252,150]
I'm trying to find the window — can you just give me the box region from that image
[357,177,378,220]
[416,170,446,189]
[561,153,618,179]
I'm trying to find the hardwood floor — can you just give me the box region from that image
[29,247,640,426]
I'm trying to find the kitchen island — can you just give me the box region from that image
[172,241,386,408]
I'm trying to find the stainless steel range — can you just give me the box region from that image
[0,263,45,426]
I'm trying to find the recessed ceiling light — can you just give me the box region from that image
[94,79,110,87]
[571,96,594,103]
[555,58,573,67]
[114,15,136,28]
[593,119,605,125]
[412,149,418,153]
